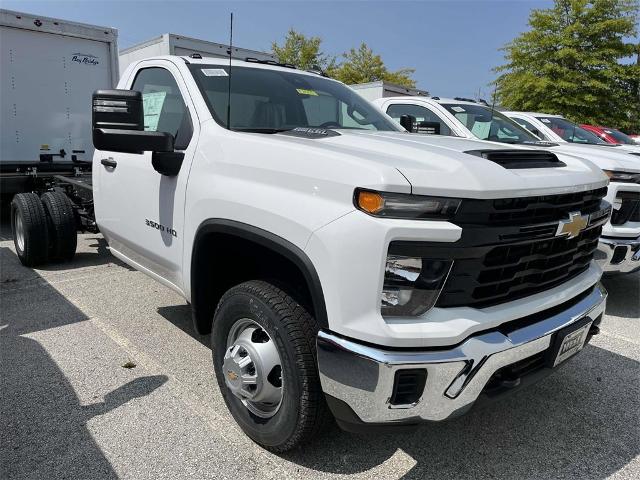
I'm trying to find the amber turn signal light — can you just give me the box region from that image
[357,190,385,214]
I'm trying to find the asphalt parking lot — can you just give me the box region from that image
[1,225,639,480]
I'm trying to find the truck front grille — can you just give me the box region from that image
[387,188,608,310]
[432,188,608,308]
[436,225,602,308]
[611,192,640,225]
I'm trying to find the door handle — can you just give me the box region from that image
[101,158,117,169]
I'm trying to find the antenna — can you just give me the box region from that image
[226,12,233,130]
[487,84,497,139]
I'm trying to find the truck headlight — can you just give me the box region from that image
[381,255,452,316]
[355,189,461,219]
[603,170,640,184]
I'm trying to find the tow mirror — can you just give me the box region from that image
[399,114,415,133]
[92,89,175,154]
[416,121,441,135]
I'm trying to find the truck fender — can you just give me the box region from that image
[190,219,328,334]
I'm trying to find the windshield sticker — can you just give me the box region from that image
[471,122,490,139]
[540,118,551,123]
[142,91,166,131]
[201,68,228,77]
[451,106,466,113]
[296,88,318,96]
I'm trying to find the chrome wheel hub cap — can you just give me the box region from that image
[223,319,283,418]
[14,211,25,252]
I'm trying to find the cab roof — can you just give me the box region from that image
[177,54,328,79]
[380,96,480,106]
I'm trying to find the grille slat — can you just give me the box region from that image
[455,187,607,227]
[436,188,607,308]
[477,249,595,287]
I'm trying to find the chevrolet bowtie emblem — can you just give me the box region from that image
[556,211,589,239]
[227,370,238,382]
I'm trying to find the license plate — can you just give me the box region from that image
[553,322,592,367]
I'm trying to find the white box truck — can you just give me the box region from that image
[119,33,275,73]
[0,9,118,199]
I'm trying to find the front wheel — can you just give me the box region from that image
[211,280,330,452]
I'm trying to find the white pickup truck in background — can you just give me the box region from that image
[502,112,640,155]
[11,54,612,452]
[372,96,640,275]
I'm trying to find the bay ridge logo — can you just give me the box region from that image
[71,53,99,66]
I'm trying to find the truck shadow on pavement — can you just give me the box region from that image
[157,303,210,347]
[1,250,167,479]
[35,236,136,272]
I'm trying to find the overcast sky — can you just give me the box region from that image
[3,0,555,97]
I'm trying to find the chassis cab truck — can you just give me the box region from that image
[12,55,611,452]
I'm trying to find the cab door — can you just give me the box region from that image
[95,61,198,293]
[382,101,458,137]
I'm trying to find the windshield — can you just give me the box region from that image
[441,103,538,143]
[602,128,636,145]
[535,117,607,144]
[189,64,400,132]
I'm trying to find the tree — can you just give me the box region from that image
[494,0,640,131]
[328,43,416,87]
[272,29,335,71]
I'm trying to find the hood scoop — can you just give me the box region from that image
[465,149,566,169]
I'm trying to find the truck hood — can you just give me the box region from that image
[593,143,640,154]
[539,143,640,173]
[315,130,608,198]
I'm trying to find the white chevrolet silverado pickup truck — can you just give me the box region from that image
[373,97,640,274]
[12,55,612,452]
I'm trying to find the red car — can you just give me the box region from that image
[581,124,638,145]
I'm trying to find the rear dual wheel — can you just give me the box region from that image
[41,191,77,262]
[11,193,49,267]
[11,191,77,267]
[212,280,330,452]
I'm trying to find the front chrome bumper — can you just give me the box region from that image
[317,283,607,426]
[595,237,640,274]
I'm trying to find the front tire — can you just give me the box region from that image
[212,280,329,452]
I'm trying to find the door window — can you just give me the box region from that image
[131,67,193,149]
[386,104,453,136]
[511,117,546,140]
